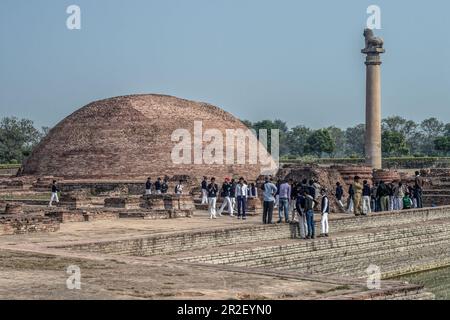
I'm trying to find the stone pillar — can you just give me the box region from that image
[362,29,385,170]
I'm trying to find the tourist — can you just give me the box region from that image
[403,192,413,210]
[377,180,390,212]
[308,180,316,200]
[304,190,316,239]
[201,176,208,205]
[235,177,248,220]
[313,179,322,201]
[230,178,237,214]
[49,180,60,207]
[335,182,344,211]
[145,177,152,195]
[414,171,424,208]
[346,184,354,214]
[407,184,415,207]
[262,176,277,224]
[388,182,395,211]
[155,177,162,194]
[353,176,363,216]
[248,182,258,198]
[394,182,405,210]
[371,182,379,212]
[319,189,329,237]
[290,180,299,221]
[175,180,184,195]
[161,178,169,194]
[274,179,281,208]
[217,178,233,216]
[207,177,219,219]
[295,187,308,239]
[362,180,371,215]
[277,179,291,224]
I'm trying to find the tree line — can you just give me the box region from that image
[1,115,449,164]
[243,116,450,158]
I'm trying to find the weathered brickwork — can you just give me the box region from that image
[0,215,60,235]
[21,94,275,181]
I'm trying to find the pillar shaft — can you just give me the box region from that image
[365,63,382,169]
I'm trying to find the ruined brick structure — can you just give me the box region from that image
[21,94,275,181]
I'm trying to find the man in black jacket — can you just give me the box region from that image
[377,180,390,212]
[362,180,371,215]
[155,178,162,194]
[145,177,152,195]
[207,177,219,219]
[49,180,60,207]
[217,178,233,216]
[201,176,208,205]
[335,182,344,210]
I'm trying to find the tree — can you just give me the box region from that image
[0,117,42,163]
[326,126,346,158]
[285,125,311,156]
[382,130,410,157]
[445,123,450,137]
[418,118,445,155]
[304,129,335,158]
[252,119,289,155]
[434,137,450,155]
[344,124,365,157]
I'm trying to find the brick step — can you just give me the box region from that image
[235,227,450,270]
[193,221,450,263]
[185,222,450,265]
[325,252,450,282]
[66,206,450,258]
[423,189,450,195]
[314,242,450,277]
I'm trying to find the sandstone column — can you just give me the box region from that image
[362,29,385,169]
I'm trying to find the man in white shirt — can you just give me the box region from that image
[235,177,248,220]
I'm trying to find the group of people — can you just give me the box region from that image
[202,176,330,239]
[262,177,329,239]
[145,177,184,195]
[200,176,258,220]
[337,171,425,215]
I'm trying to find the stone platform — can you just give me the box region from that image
[1,206,449,299]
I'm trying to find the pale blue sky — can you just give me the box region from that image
[1,0,449,129]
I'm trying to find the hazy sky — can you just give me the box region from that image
[1,0,449,130]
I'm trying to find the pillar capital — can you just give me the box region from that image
[362,47,385,65]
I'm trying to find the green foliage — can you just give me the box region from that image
[382,130,410,157]
[304,129,335,158]
[0,117,48,164]
[434,136,450,154]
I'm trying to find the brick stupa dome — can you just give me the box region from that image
[21,94,275,180]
